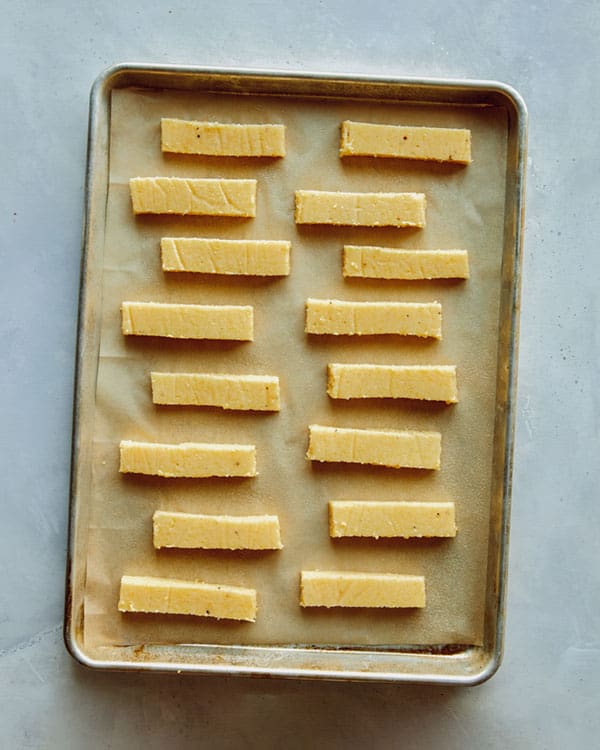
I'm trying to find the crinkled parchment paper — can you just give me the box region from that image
[82,86,507,653]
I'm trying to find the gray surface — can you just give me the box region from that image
[1,0,598,747]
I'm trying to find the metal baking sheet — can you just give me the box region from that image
[65,63,526,684]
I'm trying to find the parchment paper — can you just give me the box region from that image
[83,86,508,651]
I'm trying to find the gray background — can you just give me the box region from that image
[1,1,598,747]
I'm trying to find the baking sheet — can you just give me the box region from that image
[81,85,509,655]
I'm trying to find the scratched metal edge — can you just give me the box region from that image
[64,68,108,664]
[64,62,527,685]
